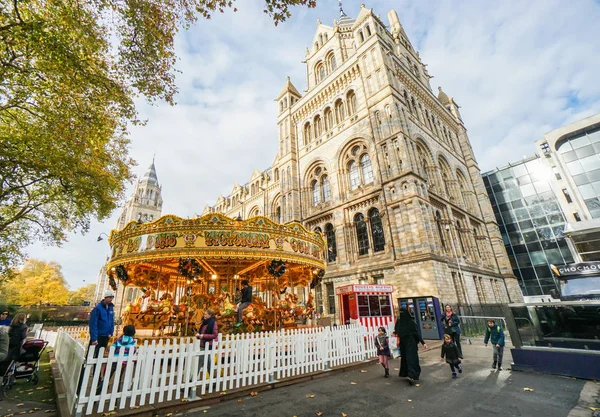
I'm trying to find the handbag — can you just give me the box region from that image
[389,336,401,359]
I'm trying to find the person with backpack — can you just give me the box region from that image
[484,319,506,371]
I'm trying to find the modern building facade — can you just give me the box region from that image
[202,4,522,320]
[94,161,164,304]
[536,114,600,262]
[483,113,600,296]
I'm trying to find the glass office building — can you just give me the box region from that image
[483,157,575,296]
[554,127,600,219]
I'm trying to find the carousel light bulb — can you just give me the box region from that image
[234,274,240,279]
[211,274,217,280]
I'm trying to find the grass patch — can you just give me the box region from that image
[4,349,57,405]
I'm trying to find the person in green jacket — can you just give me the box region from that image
[484,319,506,371]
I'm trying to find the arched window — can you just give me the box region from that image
[316,62,326,83]
[275,206,281,223]
[312,180,321,206]
[335,99,346,123]
[274,168,279,182]
[304,122,312,144]
[473,227,482,259]
[321,175,331,202]
[329,53,337,71]
[369,208,385,252]
[442,172,451,198]
[457,220,466,255]
[435,211,446,250]
[347,90,357,115]
[354,213,369,256]
[325,223,337,262]
[358,31,364,43]
[365,25,372,36]
[324,107,333,130]
[314,115,322,137]
[348,161,360,190]
[360,154,374,184]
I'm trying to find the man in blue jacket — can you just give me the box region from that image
[484,319,506,371]
[89,289,115,357]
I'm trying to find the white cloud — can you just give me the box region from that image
[25,0,600,289]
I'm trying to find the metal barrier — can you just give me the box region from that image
[458,316,509,344]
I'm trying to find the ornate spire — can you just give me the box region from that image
[338,0,346,17]
[141,159,159,187]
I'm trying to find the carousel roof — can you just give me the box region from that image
[106,213,326,287]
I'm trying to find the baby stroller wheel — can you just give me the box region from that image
[3,375,15,393]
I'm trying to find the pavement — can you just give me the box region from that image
[182,343,593,417]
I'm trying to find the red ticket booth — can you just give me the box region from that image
[336,284,395,328]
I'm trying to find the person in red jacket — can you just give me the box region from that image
[196,309,218,376]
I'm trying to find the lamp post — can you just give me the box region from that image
[97,232,109,242]
[445,223,471,306]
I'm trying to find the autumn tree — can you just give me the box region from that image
[69,283,96,305]
[0,0,316,276]
[1,259,71,306]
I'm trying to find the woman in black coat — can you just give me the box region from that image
[394,308,428,385]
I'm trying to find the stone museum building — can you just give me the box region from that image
[202,4,523,320]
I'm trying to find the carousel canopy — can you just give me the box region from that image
[106,213,326,288]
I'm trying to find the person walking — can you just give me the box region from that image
[394,308,428,385]
[374,326,391,378]
[442,305,463,358]
[484,319,506,371]
[235,280,252,325]
[196,309,219,377]
[0,313,28,376]
[89,290,116,357]
[440,334,462,379]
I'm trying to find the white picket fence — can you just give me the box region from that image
[54,329,87,413]
[51,324,386,416]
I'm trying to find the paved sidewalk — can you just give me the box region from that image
[187,344,588,417]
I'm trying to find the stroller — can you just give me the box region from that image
[2,339,49,390]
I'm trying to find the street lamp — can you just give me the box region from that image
[97,232,109,242]
[445,223,470,305]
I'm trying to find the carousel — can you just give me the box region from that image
[104,213,326,336]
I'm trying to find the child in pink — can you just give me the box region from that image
[374,327,391,378]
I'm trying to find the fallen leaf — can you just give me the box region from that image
[237,400,243,403]
[130,406,140,410]
[342,413,348,417]
[316,413,323,416]
[180,399,188,403]
[523,388,534,392]
[306,394,315,398]
[100,412,116,417]
[5,414,14,417]
[203,411,207,414]
[407,400,412,402]
[250,392,258,397]
[360,370,368,373]
[36,387,45,390]
[18,412,26,415]
[28,411,35,414]
[166,413,173,416]
[394,368,399,371]
[589,407,600,412]
[32,410,40,412]
[16,405,24,407]
[25,389,33,393]
[220,391,227,395]
[415,384,420,387]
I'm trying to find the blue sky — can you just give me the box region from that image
[27,0,600,290]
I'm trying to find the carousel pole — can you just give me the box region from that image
[118,283,127,335]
